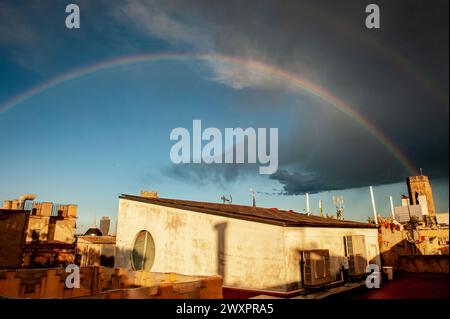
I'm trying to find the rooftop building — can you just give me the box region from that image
[0,194,77,268]
[115,193,380,297]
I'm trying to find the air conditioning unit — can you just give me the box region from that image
[301,249,332,287]
[345,235,368,276]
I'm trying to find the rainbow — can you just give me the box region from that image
[0,52,417,174]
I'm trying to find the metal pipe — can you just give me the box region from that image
[370,186,378,224]
[306,193,310,213]
[389,196,395,220]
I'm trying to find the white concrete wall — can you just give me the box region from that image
[115,198,381,291]
[284,227,381,285]
[115,199,288,291]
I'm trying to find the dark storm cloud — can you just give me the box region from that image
[113,0,449,193]
[165,163,251,188]
[269,169,402,195]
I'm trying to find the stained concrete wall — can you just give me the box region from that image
[25,214,76,244]
[115,199,288,291]
[52,219,76,243]
[284,227,380,289]
[77,240,115,267]
[115,199,381,292]
[26,216,50,242]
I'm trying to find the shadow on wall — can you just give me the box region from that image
[113,226,381,298]
[114,246,136,271]
[381,238,423,271]
[75,250,115,268]
[381,238,449,273]
[214,222,227,279]
[114,223,229,276]
[222,249,374,299]
[211,228,379,298]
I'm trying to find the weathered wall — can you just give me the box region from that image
[115,199,288,291]
[77,241,102,266]
[115,199,380,292]
[4,201,78,244]
[53,219,76,243]
[27,216,75,243]
[0,211,28,268]
[398,255,449,273]
[378,221,449,270]
[418,228,449,255]
[77,240,115,267]
[0,267,222,299]
[284,227,380,288]
[26,216,50,242]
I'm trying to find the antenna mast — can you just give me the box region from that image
[319,199,323,218]
[249,188,256,207]
[332,195,345,220]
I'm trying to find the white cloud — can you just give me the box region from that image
[114,0,288,92]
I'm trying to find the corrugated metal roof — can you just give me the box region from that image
[119,194,376,229]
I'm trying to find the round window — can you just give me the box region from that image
[131,230,155,271]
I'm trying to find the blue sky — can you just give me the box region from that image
[0,1,448,233]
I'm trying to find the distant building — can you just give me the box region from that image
[100,216,111,236]
[380,174,449,264]
[393,174,439,226]
[85,225,103,237]
[378,217,448,255]
[76,236,116,267]
[394,195,427,223]
[115,193,380,296]
[74,222,115,267]
[0,194,77,268]
[407,174,436,223]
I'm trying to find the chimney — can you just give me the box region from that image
[140,190,158,198]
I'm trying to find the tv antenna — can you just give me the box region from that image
[249,188,256,207]
[332,195,345,220]
[221,195,233,204]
